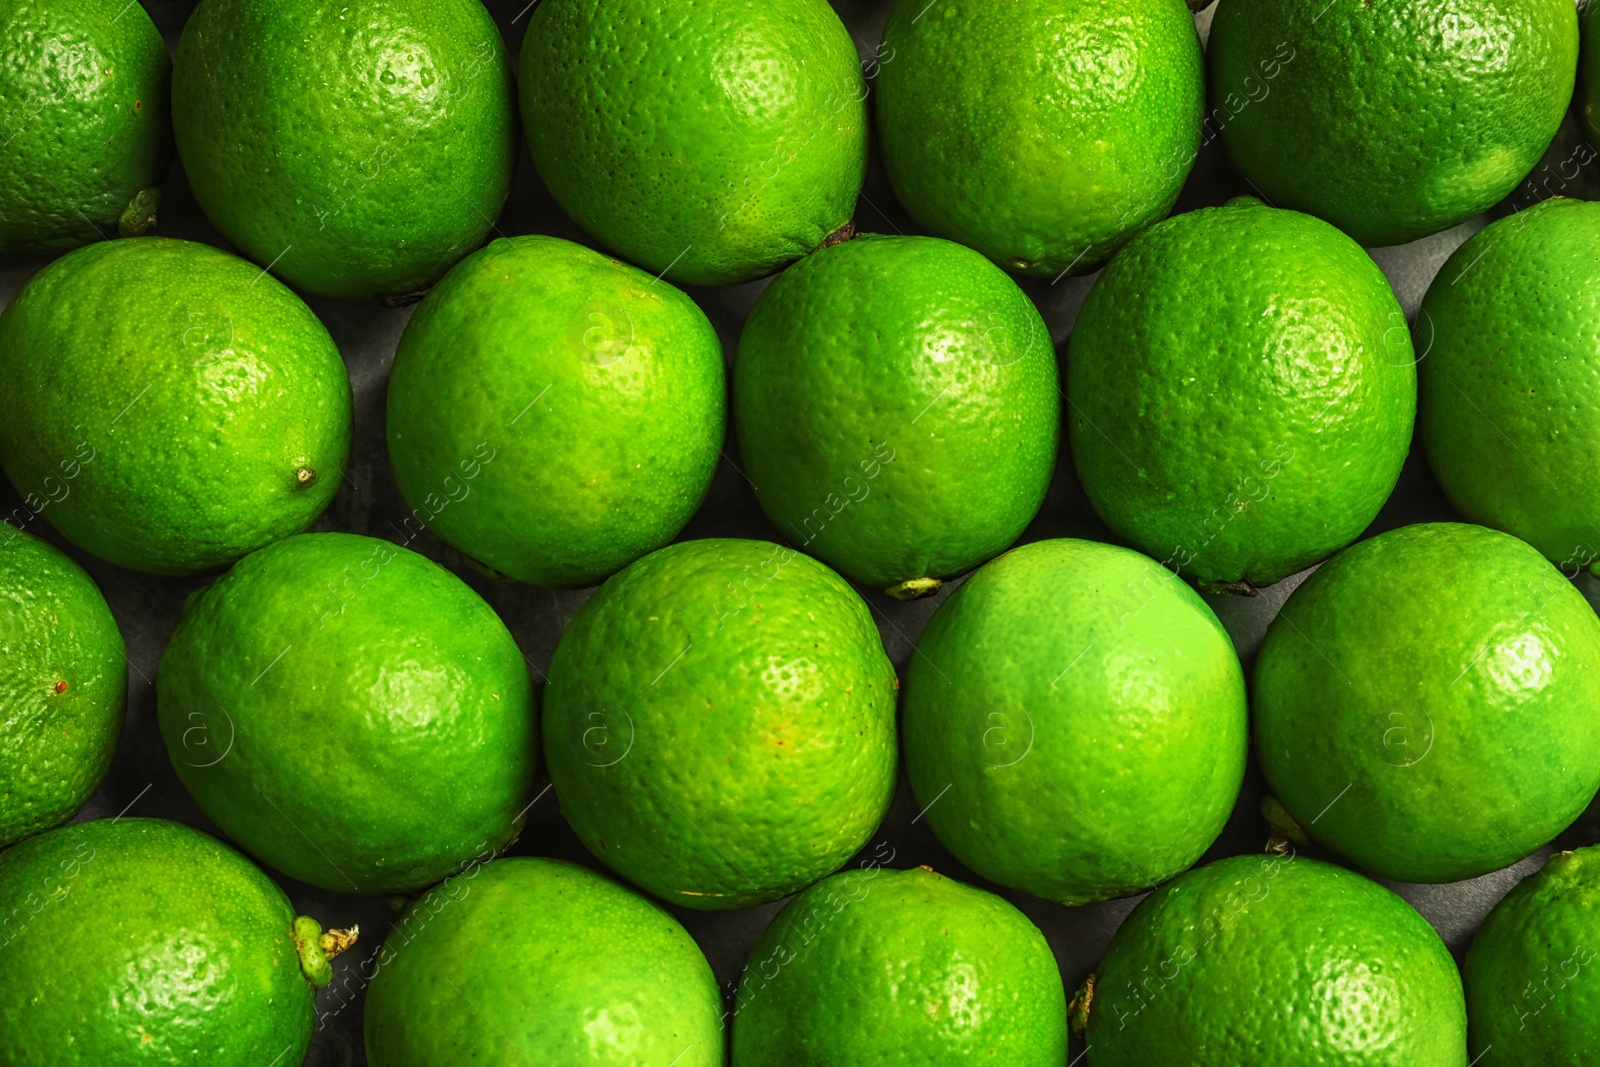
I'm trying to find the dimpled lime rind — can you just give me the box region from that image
[0,818,316,1066]
[902,539,1247,905]
[731,866,1067,1065]
[1209,0,1576,247]
[365,857,721,1067]
[156,532,537,894]
[0,530,125,848]
[1418,198,1600,564]
[735,235,1059,593]
[543,538,897,909]
[1067,201,1414,587]
[1465,846,1600,1064]
[1084,853,1467,1065]
[1253,522,1600,884]
[520,0,867,287]
[0,0,169,256]
[876,0,1202,278]
[387,235,725,588]
[0,237,351,576]
[172,0,514,301]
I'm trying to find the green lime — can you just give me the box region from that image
[1209,0,1576,246]
[172,0,514,301]
[1067,200,1414,588]
[0,237,350,576]
[365,857,721,1066]
[543,538,897,909]
[0,529,125,848]
[731,865,1066,1064]
[0,817,349,1065]
[1465,845,1600,1063]
[1254,522,1600,883]
[0,0,169,256]
[1583,2,1600,141]
[876,0,1202,278]
[1418,198,1600,566]
[902,538,1247,905]
[1081,853,1466,1064]
[735,235,1058,598]
[387,235,725,588]
[520,0,866,286]
[156,532,536,894]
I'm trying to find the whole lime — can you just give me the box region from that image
[1465,845,1600,1063]
[0,237,351,576]
[520,0,866,286]
[1253,522,1600,883]
[731,866,1067,1065]
[0,817,348,1066]
[1082,853,1467,1064]
[156,532,537,894]
[0,0,169,256]
[1067,200,1414,588]
[0,529,125,848]
[387,235,725,588]
[876,0,1202,278]
[735,235,1058,598]
[1417,198,1600,566]
[543,538,897,909]
[172,0,514,301]
[902,539,1247,905]
[365,857,721,1067]
[1209,0,1576,246]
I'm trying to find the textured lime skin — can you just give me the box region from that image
[735,236,1058,592]
[0,0,169,256]
[544,539,897,909]
[876,0,1201,278]
[365,858,721,1066]
[387,235,725,588]
[1418,199,1600,564]
[1209,0,1576,246]
[0,818,317,1066]
[0,530,124,848]
[903,539,1247,905]
[173,0,514,300]
[732,866,1067,1065]
[156,533,537,894]
[520,0,866,286]
[1068,201,1414,587]
[1254,523,1600,883]
[1465,846,1600,1063]
[0,237,351,576]
[1085,854,1466,1064]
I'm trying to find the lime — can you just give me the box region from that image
[1583,1,1600,141]
[1081,853,1467,1064]
[731,865,1065,1064]
[365,857,721,1066]
[735,235,1058,598]
[543,538,897,909]
[0,237,350,575]
[520,0,866,286]
[172,0,514,301]
[876,0,1202,278]
[902,538,1247,905]
[0,0,169,256]
[387,235,725,588]
[1254,522,1600,883]
[156,532,537,894]
[0,817,350,1065]
[1067,199,1414,588]
[0,529,125,848]
[1417,198,1600,566]
[1209,0,1576,246]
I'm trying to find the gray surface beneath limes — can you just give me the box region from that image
[7,2,1600,1063]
